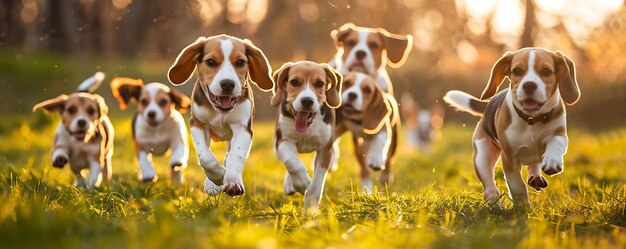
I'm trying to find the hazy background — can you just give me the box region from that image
[1,0,625,129]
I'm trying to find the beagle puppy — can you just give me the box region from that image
[110,77,192,184]
[33,72,114,188]
[168,35,274,196]
[270,61,343,211]
[443,48,580,207]
[329,23,413,95]
[335,72,400,193]
[400,93,445,153]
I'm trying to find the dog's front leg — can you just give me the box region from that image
[542,135,568,176]
[502,155,530,208]
[51,146,69,168]
[363,127,390,171]
[222,124,251,197]
[277,140,311,195]
[190,126,225,187]
[86,159,103,188]
[138,151,157,182]
[304,146,333,212]
[169,141,188,184]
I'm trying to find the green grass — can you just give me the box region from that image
[0,113,625,249]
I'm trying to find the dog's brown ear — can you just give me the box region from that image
[169,88,192,113]
[363,87,392,135]
[33,95,68,114]
[110,77,144,110]
[381,30,413,68]
[168,37,207,85]
[481,51,514,100]
[552,51,580,105]
[243,39,274,91]
[322,63,343,108]
[330,23,355,48]
[271,62,292,107]
[93,95,109,119]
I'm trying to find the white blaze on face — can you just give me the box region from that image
[143,84,166,123]
[340,31,377,75]
[292,80,321,112]
[342,73,366,111]
[517,50,547,103]
[209,39,242,96]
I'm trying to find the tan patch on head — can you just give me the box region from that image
[272,61,342,108]
[508,49,559,100]
[61,95,102,128]
[196,38,248,89]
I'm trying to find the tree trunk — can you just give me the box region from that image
[519,0,535,48]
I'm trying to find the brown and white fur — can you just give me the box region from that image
[401,93,445,153]
[33,72,114,188]
[443,48,581,207]
[168,35,274,197]
[270,61,343,211]
[329,23,413,95]
[110,77,191,184]
[335,72,400,193]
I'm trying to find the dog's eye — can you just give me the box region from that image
[67,106,77,115]
[86,107,95,116]
[314,80,324,88]
[159,99,168,107]
[346,40,357,47]
[362,87,372,94]
[290,79,301,87]
[234,59,246,68]
[140,99,149,107]
[541,68,552,77]
[368,42,379,49]
[512,68,523,76]
[206,59,218,68]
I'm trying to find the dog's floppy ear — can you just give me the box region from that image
[169,88,192,113]
[322,63,343,108]
[243,39,274,91]
[168,37,207,85]
[381,29,413,68]
[271,62,292,107]
[481,51,514,100]
[363,87,392,135]
[33,95,68,114]
[552,51,580,105]
[110,77,144,110]
[93,95,109,119]
[330,23,355,48]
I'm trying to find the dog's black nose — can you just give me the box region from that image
[77,119,87,128]
[147,111,156,119]
[356,50,366,60]
[220,79,235,94]
[301,97,314,108]
[348,92,357,101]
[523,82,538,93]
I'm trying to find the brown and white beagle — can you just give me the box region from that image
[168,35,274,196]
[335,72,400,193]
[33,72,114,188]
[330,23,413,95]
[110,77,192,184]
[443,47,580,207]
[270,61,343,211]
[400,93,445,153]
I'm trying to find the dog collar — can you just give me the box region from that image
[512,103,554,125]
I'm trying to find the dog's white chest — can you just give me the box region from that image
[504,120,556,165]
[135,116,178,155]
[192,100,251,141]
[279,115,331,153]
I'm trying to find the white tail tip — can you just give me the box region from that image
[77,71,106,93]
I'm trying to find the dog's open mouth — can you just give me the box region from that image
[147,120,160,127]
[349,61,368,74]
[208,91,238,111]
[341,105,360,115]
[521,99,544,111]
[71,131,87,140]
[293,111,316,133]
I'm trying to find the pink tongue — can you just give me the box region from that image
[295,112,309,133]
[522,100,540,110]
[218,97,232,108]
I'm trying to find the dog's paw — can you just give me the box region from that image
[283,173,296,195]
[361,179,374,194]
[541,155,564,176]
[528,175,549,191]
[365,155,385,171]
[52,155,68,168]
[290,170,311,195]
[203,177,222,196]
[222,170,245,197]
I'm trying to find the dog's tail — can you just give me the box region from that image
[443,90,487,117]
[77,72,106,93]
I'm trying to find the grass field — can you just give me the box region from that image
[0,112,625,249]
